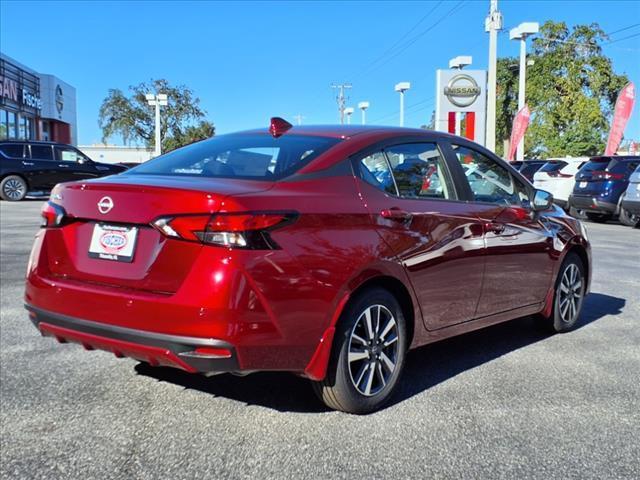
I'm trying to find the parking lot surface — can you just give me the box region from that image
[1,200,638,480]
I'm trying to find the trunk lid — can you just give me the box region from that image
[45,175,274,293]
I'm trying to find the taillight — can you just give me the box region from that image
[591,171,624,180]
[40,201,67,227]
[151,212,296,249]
[547,171,573,178]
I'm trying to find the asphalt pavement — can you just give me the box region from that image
[1,200,638,480]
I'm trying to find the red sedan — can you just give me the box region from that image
[25,119,591,413]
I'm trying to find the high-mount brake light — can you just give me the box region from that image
[40,201,67,228]
[269,117,293,138]
[151,212,295,249]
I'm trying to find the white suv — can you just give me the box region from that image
[533,157,589,209]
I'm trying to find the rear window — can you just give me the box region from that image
[127,134,341,180]
[520,162,545,175]
[539,161,568,173]
[580,159,611,173]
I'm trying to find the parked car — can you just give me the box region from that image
[0,140,127,201]
[621,164,640,227]
[570,155,640,225]
[25,120,591,414]
[517,160,547,183]
[533,157,589,209]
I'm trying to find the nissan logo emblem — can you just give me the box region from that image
[444,74,481,108]
[97,196,114,214]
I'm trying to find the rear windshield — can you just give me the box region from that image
[580,159,611,173]
[126,134,341,180]
[539,161,568,173]
[520,162,545,175]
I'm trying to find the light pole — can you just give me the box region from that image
[510,22,539,161]
[484,0,503,152]
[146,93,168,157]
[358,101,370,125]
[395,82,411,127]
[344,107,354,125]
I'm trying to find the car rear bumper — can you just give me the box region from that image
[621,199,640,215]
[26,304,240,374]
[569,195,617,214]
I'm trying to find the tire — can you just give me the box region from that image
[0,175,28,201]
[585,212,611,223]
[312,287,408,414]
[538,252,586,333]
[619,206,639,227]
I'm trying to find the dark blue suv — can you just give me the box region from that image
[570,155,640,225]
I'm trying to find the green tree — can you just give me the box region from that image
[98,79,215,152]
[496,21,629,158]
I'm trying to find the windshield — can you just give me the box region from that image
[126,134,341,180]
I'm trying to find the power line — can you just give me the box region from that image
[606,32,640,45]
[607,23,640,37]
[355,0,468,80]
[350,1,444,81]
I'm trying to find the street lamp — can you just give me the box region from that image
[146,93,168,157]
[358,101,370,125]
[449,56,473,70]
[344,107,354,125]
[510,21,539,161]
[394,82,411,127]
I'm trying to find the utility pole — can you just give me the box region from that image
[358,101,370,125]
[395,82,411,127]
[484,0,502,152]
[293,114,305,126]
[331,83,352,124]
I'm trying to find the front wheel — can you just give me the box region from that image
[619,206,639,227]
[312,288,407,414]
[539,253,586,332]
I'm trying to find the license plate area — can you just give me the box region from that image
[579,181,587,188]
[89,223,138,263]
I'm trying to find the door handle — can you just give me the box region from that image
[57,164,70,168]
[381,208,412,222]
[484,222,505,234]
[21,161,34,166]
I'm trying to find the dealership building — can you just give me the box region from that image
[0,52,77,145]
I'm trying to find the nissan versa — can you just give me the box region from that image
[25,119,591,414]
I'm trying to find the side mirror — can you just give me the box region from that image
[532,189,553,211]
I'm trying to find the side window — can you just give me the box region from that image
[55,146,84,162]
[0,144,25,159]
[30,145,54,161]
[385,143,454,199]
[452,145,528,206]
[359,152,397,195]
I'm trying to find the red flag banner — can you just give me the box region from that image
[508,105,531,161]
[605,82,635,156]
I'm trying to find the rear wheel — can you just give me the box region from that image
[312,288,407,414]
[539,253,586,332]
[585,212,611,223]
[0,175,27,201]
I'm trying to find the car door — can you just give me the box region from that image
[54,145,103,182]
[26,144,61,190]
[445,142,555,317]
[355,141,486,330]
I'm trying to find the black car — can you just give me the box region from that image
[0,140,127,201]
[517,160,547,183]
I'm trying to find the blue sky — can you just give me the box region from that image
[1,0,639,145]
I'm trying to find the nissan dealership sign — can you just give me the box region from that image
[435,69,487,146]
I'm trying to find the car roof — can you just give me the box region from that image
[232,125,459,140]
[0,140,66,146]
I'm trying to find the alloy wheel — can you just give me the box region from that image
[558,263,583,324]
[3,179,25,200]
[347,304,399,397]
